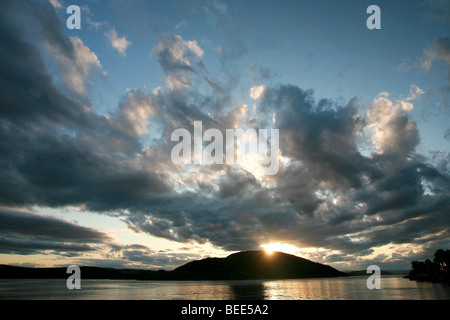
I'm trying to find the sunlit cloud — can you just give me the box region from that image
[105,28,131,57]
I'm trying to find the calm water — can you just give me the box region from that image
[0,275,449,300]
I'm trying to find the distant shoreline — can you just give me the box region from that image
[0,250,408,281]
[0,264,349,281]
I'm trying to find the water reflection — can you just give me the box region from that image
[260,276,450,300]
[1,276,449,300]
[229,281,266,300]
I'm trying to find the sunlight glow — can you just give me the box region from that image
[261,243,300,255]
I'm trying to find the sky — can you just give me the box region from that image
[0,0,449,271]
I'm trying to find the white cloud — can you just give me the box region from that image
[106,29,132,57]
[250,85,266,100]
[399,84,424,112]
[154,34,204,71]
[175,20,188,29]
[48,36,106,95]
[366,92,419,155]
[154,34,204,91]
[405,84,425,101]
[165,74,190,91]
[113,88,158,136]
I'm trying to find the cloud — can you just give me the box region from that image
[106,28,132,57]
[79,4,105,30]
[250,85,266,101]
[406,84,425,101]
[0,207,112,255]
[366,92,420,155]
[201,0,229,25]
[0,4,97,130]
[175,19,188,30]
[109,88,159,136]
[154,34,204,73]
[120,248,202,270]
[2,1,104,97]
[421,37,450,71]
[74,246,205,270]
[246,65,275,84]
[153,34,205,91]
[49,36,106,95]
[0,237,96,256]
[0,208,111,243]
[0,2,172,214]
[421,37,450,91]
[48,0,62,9]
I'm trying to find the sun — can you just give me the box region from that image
[261,243,299,255]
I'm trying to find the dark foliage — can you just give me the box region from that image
[407,249,450,284]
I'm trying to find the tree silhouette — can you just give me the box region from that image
[434,249,450,272]
[408,249,449,284]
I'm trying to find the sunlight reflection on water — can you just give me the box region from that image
[0,275,449,300]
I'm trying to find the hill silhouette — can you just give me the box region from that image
[168,250,348,280]
[1,251,348,281]
[0,265,139,280]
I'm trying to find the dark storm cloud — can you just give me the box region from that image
[0,207,112,256]
[0,237,96,256]
[216,168,259,199]
[0,5,89,128]
[0,0,98,130]
[0,208,111,242]
[355,159,448,216]
[0,123,171,209]
[236,84,449,258]
[0,0,171,211]
[123,172,285,251]
[258,85,372,215]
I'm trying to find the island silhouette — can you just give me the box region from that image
[0,250,348,280]
[166,250,348,280]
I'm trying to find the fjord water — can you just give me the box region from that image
[1,275,449,300]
